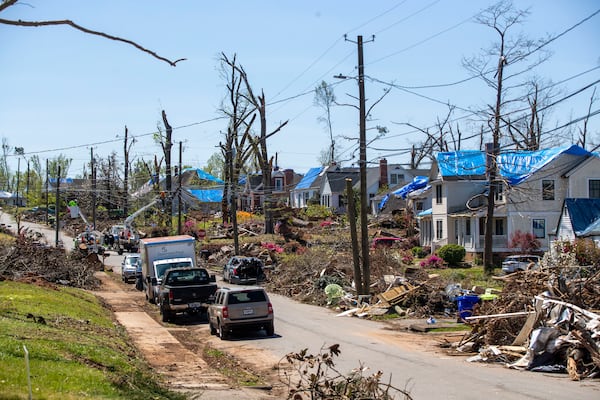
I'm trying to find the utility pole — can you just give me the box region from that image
[123,126,130,218]
[91,148,96,230]
[45,159,49,225]
[55,166,60,247]
[16,158,20,232]
[177,141,182,235]
[344,34,374,295]
[346,178,362,292]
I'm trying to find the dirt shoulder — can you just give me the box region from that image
[93,271,281,400]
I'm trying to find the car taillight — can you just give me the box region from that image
[233,268,238,276]
[222,306,229,318]
[268,302,273,314]
[169,290,174,301]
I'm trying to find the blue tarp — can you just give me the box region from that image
[182,168,225,184]
[48,177,74,184]
[378,176,430,210]
[564,198,600,236]
[294,167,323,190]
[437,145,592,185]
[188,188,223,203]
[417,208,432,217]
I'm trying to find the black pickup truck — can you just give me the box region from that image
[157,267,217,322]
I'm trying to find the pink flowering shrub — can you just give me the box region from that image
[420,254,445,269]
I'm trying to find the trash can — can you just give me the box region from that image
[456,295,480,320]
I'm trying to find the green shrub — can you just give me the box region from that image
[411,246,428,258]
[437,244,466,266]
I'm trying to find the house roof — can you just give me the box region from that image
[564,198,600,237]
[294,167,324,190]
[327,171,359,193]
[436,145,592,185]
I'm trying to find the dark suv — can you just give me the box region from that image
[222,256,266,284]
[208,287,274,340]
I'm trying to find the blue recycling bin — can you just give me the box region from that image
[456,295,480,320]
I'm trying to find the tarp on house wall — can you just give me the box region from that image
[437,145,593,185]
[188,188,223,203]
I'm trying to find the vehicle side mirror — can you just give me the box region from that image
[209,275,216,283]
[150,277,157,286]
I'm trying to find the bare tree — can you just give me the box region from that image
[577,87,598,150]
[314,81,337,165]
[0,0,185,66]
[462,0,548,272]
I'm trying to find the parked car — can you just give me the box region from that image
[158,267,217,323]
[501,255,541,274]
[121,253,141,283]
[208,286,274,340]
[222,256,266,284]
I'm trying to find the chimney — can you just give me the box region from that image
[284,169,294,187]
[379,158,388,188]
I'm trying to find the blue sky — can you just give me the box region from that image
[1,0,598,178]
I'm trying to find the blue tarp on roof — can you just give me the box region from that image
[564,198,600,237]
[437,145,592,185]
[182,168,225,184]
[294,167,323,190]
[417,208,432,217]
[378,176,430,210]
[188,188,223,203]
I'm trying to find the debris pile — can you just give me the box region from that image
[458,259,600,380]
[0,228,101,289]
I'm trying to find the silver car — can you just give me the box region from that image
[501,255,540,274]
[208,286,274,340]
[121,253,141,283]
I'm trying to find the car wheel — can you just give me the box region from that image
[266,322,275,336]
[209,321,217,335]
[218,321,229,340]
[161,306,171,323]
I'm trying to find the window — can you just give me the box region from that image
[435,185,443,204]
[533,219,545,238]
[494,183,504,202]
[436,220,443,239]
[590,179,600,199]
[389,173,404,185]
[274,177,283,191]
[495,219,504,235]
[542,180,555,200]
[479,217,486,236]
[465,219,471,236]
[415,201,424,211]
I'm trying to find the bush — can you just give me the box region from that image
[411,246,428,258]
[420,254,445,269]
[509,230,541,253]
[437,244,466,266]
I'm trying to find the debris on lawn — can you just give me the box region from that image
[453,257,600,380]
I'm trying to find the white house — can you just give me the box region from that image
[419,145,600,259]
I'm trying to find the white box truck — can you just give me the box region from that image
[140,235,197,303]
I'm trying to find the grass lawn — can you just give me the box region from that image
[0,280,185,400]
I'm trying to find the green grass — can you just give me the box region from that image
[202,345,264,387]
[426,265,504,291]
[0,281,185,400]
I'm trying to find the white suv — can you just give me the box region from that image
[501,255,540,274]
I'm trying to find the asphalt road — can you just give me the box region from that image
[4,212,599,399]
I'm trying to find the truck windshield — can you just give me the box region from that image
[156,261,193,279]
